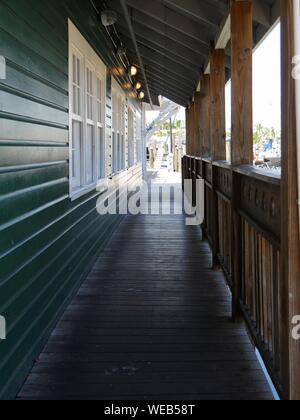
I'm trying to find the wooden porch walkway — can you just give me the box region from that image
[18,173,273,400]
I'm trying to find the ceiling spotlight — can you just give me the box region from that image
[139,91,145,100]
[135,82,142,90]
[129,65,138,77]
[101,11,118,27]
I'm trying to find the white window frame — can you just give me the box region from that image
[128,105,136,168]
[69,20,106,200]
[136,109,142,163]
[112,79,126,175]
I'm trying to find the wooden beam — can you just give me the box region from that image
[216,13,231,49]
[210,47,226,269]
[210,48,226,161]
[186,107,190,155]
[231,0,253,165]
[230,0,253,319]
[199,74,211,158]
[280,0,300,401]
[194,92,202,157]
[190,101,195,155]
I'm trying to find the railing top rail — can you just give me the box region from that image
[184,157,281,186]
[202,157,213,164]
[233,164,281,186]
[212,160,232,170]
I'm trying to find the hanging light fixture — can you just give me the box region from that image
[135,82,142,90]
[138,91,145,100]
[129,65,138,76]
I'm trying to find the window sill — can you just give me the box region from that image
[70,179,108,202]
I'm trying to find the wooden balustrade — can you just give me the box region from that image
[214,161,233,285]
[182,0,300,399]
[182,155,284,394]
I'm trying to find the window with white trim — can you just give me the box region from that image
[136,111,142,163]
[112,80,126,174]
[69,20,106,197]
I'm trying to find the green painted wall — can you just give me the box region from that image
[0,0,141,399]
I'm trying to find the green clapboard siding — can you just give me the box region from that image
[0,0,141,399]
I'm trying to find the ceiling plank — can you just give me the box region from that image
[109,0,211,60]
[117,20,206,67]
[147,77,191,100]
[123,0,214,45]
[141,62,196,91]
[125,46,198,86]
[127,66,192,100]
[121,33,202,74]
[150,88,187,106]
[163,0,225,28]
[253,0,272,27]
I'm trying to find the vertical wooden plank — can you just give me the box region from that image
[230,0,253,319]
[194,92,202,157]
[210,47,226,267]
[230,0,253,165]
[273,249,281,373]
[190,100,195,156]
[186,107,190,155]
[189,103,193,155]
[194,99,198,157]
[200,74,211,158]
[210,48,226,162]
[211,165,219,268]
[280,0,300,401]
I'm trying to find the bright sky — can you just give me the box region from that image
[226,22,281,132]
[147,23,281,132]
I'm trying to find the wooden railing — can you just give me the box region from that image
[182,155,283,395]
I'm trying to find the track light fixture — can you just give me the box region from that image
[129,65,138,77]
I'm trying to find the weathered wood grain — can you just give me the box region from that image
[19,184,273,400]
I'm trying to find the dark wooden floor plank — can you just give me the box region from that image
[18,176,273,400]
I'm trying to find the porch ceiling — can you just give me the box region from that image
[98,0,279,107]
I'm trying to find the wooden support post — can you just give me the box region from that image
[280,0,300,401]
[191,100,195,156]
[230,0,253,319]
[186,107,190,155]
[199,74,211,158]
[189,101,193,156]
[210,48,226,162]
[210,47,226,268]
[194,92,202,158]
[230,0,253,166]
